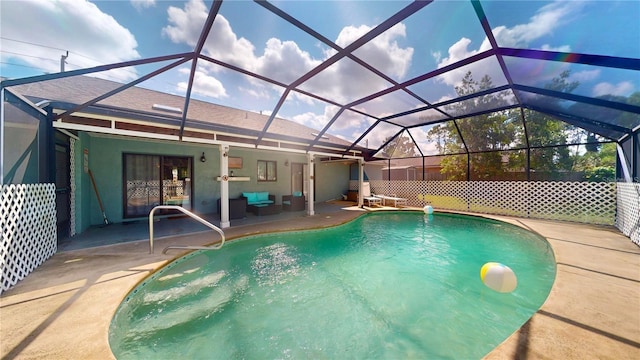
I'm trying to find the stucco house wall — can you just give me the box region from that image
[315,162,350,202]
[76,133,327,232]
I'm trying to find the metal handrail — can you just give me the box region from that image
[148,205,225,254]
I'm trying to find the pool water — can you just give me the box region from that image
[109,212,556,359]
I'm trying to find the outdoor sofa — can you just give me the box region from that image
[242,191,281,216]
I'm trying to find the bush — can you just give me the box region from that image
[584,166,615,182]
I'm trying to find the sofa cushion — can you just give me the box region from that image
[242,192,258,204]
[257,191,270,202]
[293,191,303,197]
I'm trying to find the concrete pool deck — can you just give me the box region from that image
[1,206,639,359]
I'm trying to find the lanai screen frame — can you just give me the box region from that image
[1,0,639,182]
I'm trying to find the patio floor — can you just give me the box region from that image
[1,202,639,359]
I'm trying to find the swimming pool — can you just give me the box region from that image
[109,212,556,359]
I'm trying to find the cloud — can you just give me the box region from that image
[159,0,416,146]
[570,69,600,83]
[300,23,412,105]
[161,0,412,108]
[409,125,445,155]
[540,44,572,52]
[162,0,209,48]
[291,112,328,130]
[239,85,272,100]
[131,0,155,11]
[593,81,634,97]
[176,67,227,99]
[163,0,257,71]
[339,23,413,80]
[330,110,378,144]
[162,0,316,89]
[489,1,583,48]
[436,1,584,89]
[1,0,140,81]
[255,38,320,84]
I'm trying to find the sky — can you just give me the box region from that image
[1,0,638,151]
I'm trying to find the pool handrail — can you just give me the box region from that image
[148,205,225,254]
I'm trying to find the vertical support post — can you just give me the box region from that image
[617,143,632,183]
[219,144,230,228]
[387,158,391,194]
[526,148,531,181]
[42,105,55,183]
[358,158,364,208]
[633,132,638,181]
[307,153,315,216]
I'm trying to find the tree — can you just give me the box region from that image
[426,71,520,180]
[525,70,579,175]
[575,142,616,182]
[378,132,418,158]
[424,70,622,181]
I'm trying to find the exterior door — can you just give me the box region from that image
[123,154,192,218]
[291,163,308,196]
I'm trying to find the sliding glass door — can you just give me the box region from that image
[123,153,192,218]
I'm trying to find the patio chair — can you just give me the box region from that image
[282,191,306,211]
[361,182,382,207]
[375,193,408,207]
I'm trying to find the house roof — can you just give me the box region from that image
[7,75,357,156]
[1,0,638,161]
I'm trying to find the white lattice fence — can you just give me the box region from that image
[469,181,530,217]
[422,181,470,211]
[369,180,424,206]
[351,180,616,225]
[1,184,57,294]
[529,182,616,224]
[616,183,640,245]
[127,180,160,199]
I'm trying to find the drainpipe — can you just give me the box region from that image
[44,106,55,183]
[307,153,315,216]
[219,144,230,228]
[358,158,364,208]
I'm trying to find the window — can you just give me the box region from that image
[257,160,277,181]
[123,153,192,218]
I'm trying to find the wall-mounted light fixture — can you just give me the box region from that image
[284,159,289,166]
[200,152,206,162]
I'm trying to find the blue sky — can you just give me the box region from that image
[1,0,638,150]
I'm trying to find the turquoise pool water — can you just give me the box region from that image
[109,212,556,359]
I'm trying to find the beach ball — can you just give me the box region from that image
[423,205,433,214]
[480,262,517,293]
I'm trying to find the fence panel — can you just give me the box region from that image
[469,181,530,217]
[423,181,470,211]
[529,182,616,225]
[1,184,57,294]
[351,180,617,226]
[616,183,640,245]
